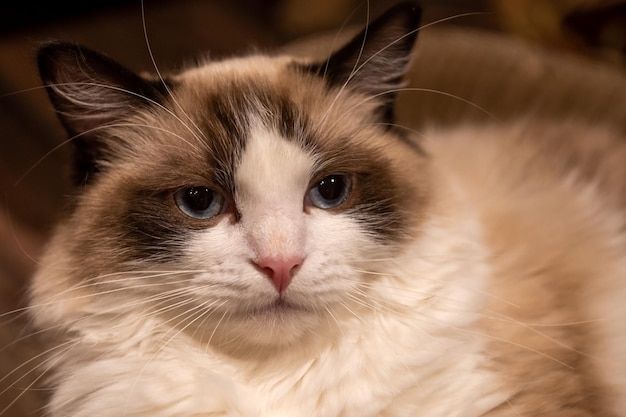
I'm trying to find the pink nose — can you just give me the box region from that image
[257,256,303,293]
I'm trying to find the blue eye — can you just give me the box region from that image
[174,187,225,219]
[307,174,351,209]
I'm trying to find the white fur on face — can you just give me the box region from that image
[235,122,313,261]
[179,122,377,344]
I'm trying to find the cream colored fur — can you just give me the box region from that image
[29,6,626,414]
[31,115,626,416]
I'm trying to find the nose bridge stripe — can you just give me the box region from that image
[245,211,306,260]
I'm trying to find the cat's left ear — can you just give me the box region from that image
[37,41,167,138]
[305,1,421,123]
[37,42,169,185]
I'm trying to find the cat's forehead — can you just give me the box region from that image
[120,53,418,197]
[169,55,307,146]
[143,54,375,172]
[179,55,294,83]
[171,53,370,135]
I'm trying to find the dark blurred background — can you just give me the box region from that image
[0,1,624,415]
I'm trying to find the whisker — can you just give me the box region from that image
[364,121,426,138]
[452,326,574,369]
[0,338,75,391]
[23,267,220,329]
[343,0,370,94]
[319,3,363,79]
[2,196,44,268]
[347,87,499,122]
[353,269,522,309]
[14,115,201,187]
[149,295,211,326]
[0,84,49,99]
[318,10,493,133]
[323,304,344,337]
[23,268,208,311]
[192,300,235,343]
[482,311,599,359]
[347,277,592,368]
[351,12,494,82]
[139,0,209,149]
[336,300,366,324]
[207,306,231,347]
[122,297,225,411]
[0,321,48,357]
[343,291,377,312]
[317,0,371,130]
[76,272,197,292]
[0,341,69,416]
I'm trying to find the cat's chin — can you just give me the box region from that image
[225,298,323,346]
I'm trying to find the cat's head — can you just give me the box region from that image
[35,2,429,346]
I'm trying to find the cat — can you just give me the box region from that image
[29,1,626,416]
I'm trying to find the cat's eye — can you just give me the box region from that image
[307,174,352,209]
[174,187,225,219]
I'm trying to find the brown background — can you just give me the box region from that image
[0,1,624,416]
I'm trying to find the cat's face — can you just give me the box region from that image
[36,3,427,345]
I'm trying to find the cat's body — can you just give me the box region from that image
[30,3,626,416]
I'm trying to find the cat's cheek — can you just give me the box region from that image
[181,223,265,292]
[289,213,385,298]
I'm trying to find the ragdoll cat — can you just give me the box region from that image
[31,2,626,416]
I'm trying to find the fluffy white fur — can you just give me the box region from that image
[34,123,513,417]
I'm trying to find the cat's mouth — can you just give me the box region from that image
[244,298,310,318]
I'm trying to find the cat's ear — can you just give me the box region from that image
[37,41,167,138]
[37,42,168,184]
[306,1,421,122]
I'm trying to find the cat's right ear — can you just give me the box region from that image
[37,42,168,184]
[304,1,421,124]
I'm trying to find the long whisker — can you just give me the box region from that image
[2,196,43,268]
[346,0,370,86]
[353,269,521,309]
[364,121,426,138]
[320,2,363,78]
[348,280,583,370]
[122,296,225,411]
[0,341,73,416]
[316,84,497,147]
[49,81,202,143]
[483,310,600,359]
[336,299,366,323]
[316,5,372,132]
[188,299,226,342]
[318,85,498,142]
[0,85,50,99]
[21,271,206,316]
[207,307,231,347]
[318,11,492,132]
[0,320,47,357]
[14,113,201,187]
[139,0,208,146]
[452,326,574,369]
[0,338,74,390]
[348,275,597,366]
[323,304,344,337]
[351,12,493,82]
[350,87,499,121]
